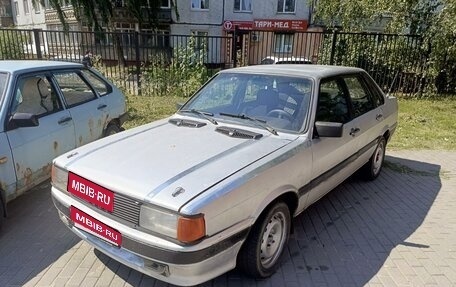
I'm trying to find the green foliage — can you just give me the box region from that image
[0,30,26,59]
[314,0,456,95]
[36,0,179,31]
[140,37,211,97]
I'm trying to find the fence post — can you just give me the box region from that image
[329,30,338,65]
[33,29,42,59]
[134,31,141,96]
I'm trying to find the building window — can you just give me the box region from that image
[23,0,29,14]
[234,0,251,12]
[14,1,19,15]
[161,0,171,8]
[274,33,293,53]
[33,1,41,13]
[277,0,295,13]
[191,0,209,10]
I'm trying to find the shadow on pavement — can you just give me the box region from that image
[0,180,80,286]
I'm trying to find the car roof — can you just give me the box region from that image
[220,64,365,79]
[0,60,83,74]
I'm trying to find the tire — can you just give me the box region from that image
[104,123,121,137]
[361,137,386,180]
[238,202,291,278]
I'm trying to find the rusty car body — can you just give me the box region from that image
[51,65,397,286]
[0,61,126,227]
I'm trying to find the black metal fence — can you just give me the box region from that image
[0,27,428,96]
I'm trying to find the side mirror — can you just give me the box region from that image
[7,113,39,130]
[314,121,343,138]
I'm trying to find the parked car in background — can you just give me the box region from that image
[51,65,397,286]
[261,56,312,65]
[0,60,127,228]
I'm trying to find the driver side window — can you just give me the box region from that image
[316,79,350,123]
[12,75,62,117]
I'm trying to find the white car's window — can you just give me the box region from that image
[344,76,375,118]
[81,70,111,96]
[317,79,350,123]
[12,76,62,117]
[0,73,7,102]
[54,72,97,107]
[183,73,312,132]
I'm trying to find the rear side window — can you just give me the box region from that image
[54,72,97,107]
[81,70,112,96]
[344,76,375,118]
[362,74,385,107]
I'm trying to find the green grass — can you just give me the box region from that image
[123,94,456,150]
[123,95,189,130]
[389,96,456,150]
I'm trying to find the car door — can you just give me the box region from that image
[307,77,359,207]
[341,73,385,164]
[52,70,107,147]
[6,73,76,193]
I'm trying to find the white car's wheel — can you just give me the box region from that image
[238,202,290,278]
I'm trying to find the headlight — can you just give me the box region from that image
[140,205,205,243]
[51,164,68,191]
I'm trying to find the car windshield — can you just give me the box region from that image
[0,73,7,102]
[181,73,313,133]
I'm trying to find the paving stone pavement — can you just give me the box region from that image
[0,150,455,287]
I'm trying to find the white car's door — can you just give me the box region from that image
[52,71,107,146]
[306,77,360,207]
[342,74,386,164]
[6,74,76,193]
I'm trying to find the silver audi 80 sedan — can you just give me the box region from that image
[51,65,398,286]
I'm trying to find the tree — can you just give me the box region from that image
[35,0,179,31]
[313,0,456,94]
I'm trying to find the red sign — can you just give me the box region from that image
[253,19,308,31]
[68,172,114,212]
[71,206,122,246]
[223,20,254,31]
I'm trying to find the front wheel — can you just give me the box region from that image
[237,202,291,278]
[104,123,121,137]
[362,137,386,180]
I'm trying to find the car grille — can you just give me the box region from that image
[112,193,141,225]
[216,126,263,140]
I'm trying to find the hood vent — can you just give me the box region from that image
[169,118,207,128]
[216,126,263,140]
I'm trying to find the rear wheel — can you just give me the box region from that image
[238,202,291,278]
[362,137,386,180]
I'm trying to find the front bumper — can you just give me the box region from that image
[51,187,247,286]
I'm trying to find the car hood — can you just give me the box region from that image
[59,117,295,212]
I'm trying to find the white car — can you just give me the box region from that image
[0,60,127,228]
[51,65,397,286]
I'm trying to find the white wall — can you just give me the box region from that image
[12,0,46,29]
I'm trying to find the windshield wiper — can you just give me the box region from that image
[180,109,218,125]
[219,112,278,135]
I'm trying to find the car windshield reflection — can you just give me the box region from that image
[181,73,312,133]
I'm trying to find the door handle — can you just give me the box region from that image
[0,156,7,164]
[350,127,360,137]
[376,114,383,121]
[97,104,107,110]
[58,116,72,125]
